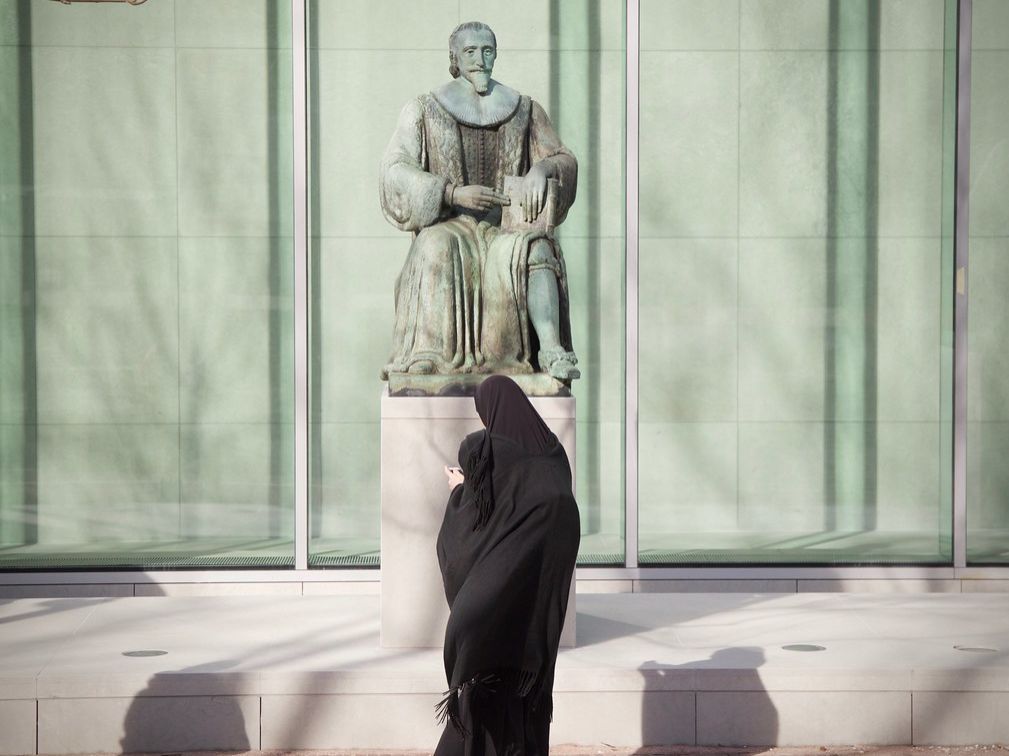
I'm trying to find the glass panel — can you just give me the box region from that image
[307,0,626,567]
[637,0,955,564]
[0,0,294,569]
[967,0,1009,564]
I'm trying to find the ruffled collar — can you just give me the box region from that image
[432,78,521,128]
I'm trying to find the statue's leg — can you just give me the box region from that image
[528,239,561,350]
[396,225,467,375]
[528,238,579,381]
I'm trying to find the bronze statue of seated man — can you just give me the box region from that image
[380,21,580,386]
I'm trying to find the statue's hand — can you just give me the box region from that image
[454,185,511,212]
[522,163,549,223]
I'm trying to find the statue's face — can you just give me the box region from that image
[453,28,496,94]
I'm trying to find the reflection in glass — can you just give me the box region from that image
[307,0,626,566]
[637,0,955,564]
[0,1,294,568]
[967,0,1009,564]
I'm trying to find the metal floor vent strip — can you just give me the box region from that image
[639,549,949,565]
[0,554,296,568]
[310,554,380,567]
[1,552,624,569]
[576,552,625,566]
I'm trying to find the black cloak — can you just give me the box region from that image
[434,376,581,755]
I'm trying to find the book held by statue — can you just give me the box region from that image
[501,176,560,237]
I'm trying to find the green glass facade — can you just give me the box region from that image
[637,0,957,564]
[0,0,1005,571]
[0,0,295,568]
[305,0,626,566]
[967,0,1009,564]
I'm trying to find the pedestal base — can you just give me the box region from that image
[387,371,569,397]
[380,387,576,648]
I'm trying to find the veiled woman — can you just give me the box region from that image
[435,375,581,755]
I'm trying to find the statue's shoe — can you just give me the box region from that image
[549,358,580,381]
[539,348,580,381]
[407,359,435,375]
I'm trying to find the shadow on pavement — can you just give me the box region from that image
[638,647,776,750]
[120,661,252,753]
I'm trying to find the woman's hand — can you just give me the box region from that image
[453,185,511,212]
[444,465,465,490]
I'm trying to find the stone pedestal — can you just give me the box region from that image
[380,388,576,648]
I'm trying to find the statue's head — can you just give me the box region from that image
[448,21,497,94]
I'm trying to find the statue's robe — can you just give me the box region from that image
[380,85,578,377]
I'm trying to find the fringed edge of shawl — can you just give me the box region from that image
[516,667,538,698]
[465,431,494,531]
[434,668,551,735]
[520,668,555,722]
[434,671,502,736]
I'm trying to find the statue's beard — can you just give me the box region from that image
[468,70,491,94]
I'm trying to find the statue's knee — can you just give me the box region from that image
[414,226,456,267]
[528,238,555,265]
[528,239,561,276]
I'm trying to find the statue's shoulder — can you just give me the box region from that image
[412,91,457,122]
[401,93,433,114]
[394,95,453,135]
[394,95,428,128]
[527,97,548,119]
[522,95,538,120]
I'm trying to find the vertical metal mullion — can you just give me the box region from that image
[292,0,309,571]
[952,0,972,571]
[624,0,640,570]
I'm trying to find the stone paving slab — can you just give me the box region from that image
[3,593,1009,751]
